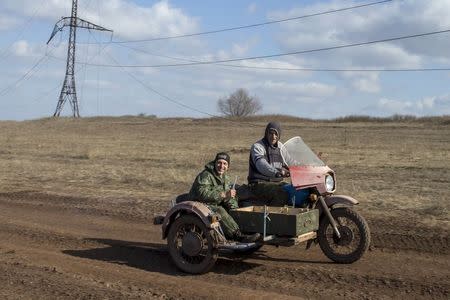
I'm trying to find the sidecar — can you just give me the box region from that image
[155,199,321,274]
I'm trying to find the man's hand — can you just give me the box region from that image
[226,189,237,199]
[275,169,290,178]
[282,169,290,177]
[221,189,236,201]
[277,168,290,178]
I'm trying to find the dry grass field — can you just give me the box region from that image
[0,115,449,299]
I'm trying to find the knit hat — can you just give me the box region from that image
[215,152,230,165]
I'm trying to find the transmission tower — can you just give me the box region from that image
[47,0,112,117]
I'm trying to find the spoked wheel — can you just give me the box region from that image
[318,207,370,264]
[167,214,218,274]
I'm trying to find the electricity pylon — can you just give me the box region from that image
[47,0,112,117]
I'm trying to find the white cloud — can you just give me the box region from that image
[342,72,380,93]
[231,43,250,57]
[344,44,422,69]
[194,38,260,62]
[375,94,450,116]
[262,81,336,97]
[417,97,435,111]
[352,77,380,93]
[11,40,32,56]
[377,98,414,113]
[192,89,222,99]
[2,0,66,20]
[96,0,199,40]
[216,49,229,60]
[269,0,450,69]
[82,79,115,89]
[0,13,19,30]
[3,0,199,40]
[248,3,257,14]
[237,58,312,77]
[242,59,298,69]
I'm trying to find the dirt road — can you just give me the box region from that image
[0,191,448,299]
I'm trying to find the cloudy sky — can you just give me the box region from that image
[1,0,450,120]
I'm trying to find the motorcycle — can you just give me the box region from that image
[154,136,371,274]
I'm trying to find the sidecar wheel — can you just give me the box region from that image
[318,207,370,264]
[167,214,218,274]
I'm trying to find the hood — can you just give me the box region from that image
[264,121,282,146]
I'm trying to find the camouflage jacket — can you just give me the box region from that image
[188,161,231,205]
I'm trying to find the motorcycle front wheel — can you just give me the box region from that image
[318,207,370,264]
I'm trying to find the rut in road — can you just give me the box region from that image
[0,194,449,300]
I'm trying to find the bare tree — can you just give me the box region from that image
[217,88,262,117]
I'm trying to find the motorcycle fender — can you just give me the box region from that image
[325,195,359,208]
[161,201,214,239]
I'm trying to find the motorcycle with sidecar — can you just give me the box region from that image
[153,136,371,274]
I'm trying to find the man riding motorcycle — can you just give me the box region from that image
[246,122,291,206]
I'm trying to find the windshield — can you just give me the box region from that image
[282,136,325,167]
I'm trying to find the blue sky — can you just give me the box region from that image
[1,0,450,120]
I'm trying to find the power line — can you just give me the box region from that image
[51,28,450,70]
[89,0,393,44]
[43,53,450,72]
[0,0,48,61]
[0,53,51,97]
[31,39,112,104]
[107,52,218,117]
[31,81,62,103]
[98,37,260,126]
[114,42,450,72]
[88,31,215,116]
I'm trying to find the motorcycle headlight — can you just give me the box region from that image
[325,175,335,192]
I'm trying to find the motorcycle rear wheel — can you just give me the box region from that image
[318,207,370,264]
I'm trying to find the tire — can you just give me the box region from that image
[167,214,218,274]
[318,207,370,264]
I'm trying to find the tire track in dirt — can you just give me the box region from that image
[0,199,300,299]
[2,209,448,300]
[0,259,162,300]
[0,191,151,221]
[1,192,449,299]
[2,191,449,255]
[205,261,449,299]
[0,240,299,300]
[371,232,449,254]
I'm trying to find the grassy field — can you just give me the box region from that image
[0,115,449,230]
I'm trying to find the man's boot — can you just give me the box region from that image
[234,230,261,243]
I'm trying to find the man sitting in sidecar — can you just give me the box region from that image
[188,152,260,243]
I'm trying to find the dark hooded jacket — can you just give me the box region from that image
[189,161,232,205]
[248,122,287,183]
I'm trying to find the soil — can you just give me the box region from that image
[0,191,448,300]
[1,117,449,299]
